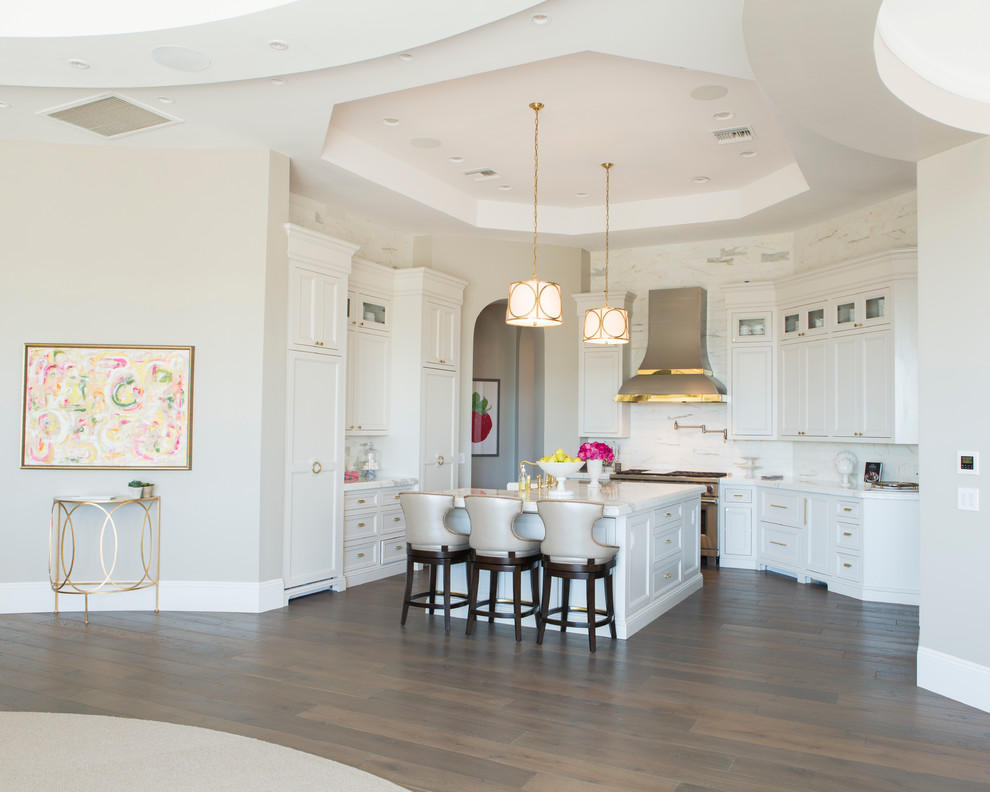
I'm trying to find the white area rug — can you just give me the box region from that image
[0,712,407,791]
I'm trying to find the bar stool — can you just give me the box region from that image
[399,492,471,632]
[535,500,618,652]
[463,494,542,642]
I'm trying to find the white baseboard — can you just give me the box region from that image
[917,646,990,714]
[0,579,287,615]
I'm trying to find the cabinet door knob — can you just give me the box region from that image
[437,455,445,466]
[312,461,322,474]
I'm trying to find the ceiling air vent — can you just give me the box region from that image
[712,126,755,144]
[463,168,500,182]
[40,93,181,139]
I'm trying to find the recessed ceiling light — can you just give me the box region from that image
[691,85,728,101]
[448,156,464,163]
[156,96,175,104]
[269,40,289,51]
[270,77,287,86]
[410,137,442,149]
[150,45,211,72]
[693,176,711,184]
[575,192,588,198]
[531,14,551,25]
[398,53,413,62]
[381,117,400,126]
[713,111,735,121]
[739,150,758,158]
[498,185,513,191]
[68,59,90,70]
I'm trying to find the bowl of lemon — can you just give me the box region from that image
[538,449,584,487]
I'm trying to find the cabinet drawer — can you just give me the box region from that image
[835,521,861,551]
[653,558,682,596]
[344,512,379,542]
[344,541,379,572]
[760,523,800,564]
[381,506,405,535]
[760,491,803,526]
[654,503,682,529]
[381,537,408,564]
[834,499,862,521]
[344,490,381,511]
[835,552,862,583]
[381,488,405,508]
[724,487,753,504]
[653,524,682,564]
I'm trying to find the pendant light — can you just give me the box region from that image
[506,102,562,327]
[583,162,630,344]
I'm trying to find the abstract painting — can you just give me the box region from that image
[471,378,499,457]
[22,344,194,469]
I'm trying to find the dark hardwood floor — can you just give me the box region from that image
[2,568,989,791]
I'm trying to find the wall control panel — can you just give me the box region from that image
[958,450,979,475]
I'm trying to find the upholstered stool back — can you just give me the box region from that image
[536,500,614,563]
[463,495,535,557]
[400,492,467,551]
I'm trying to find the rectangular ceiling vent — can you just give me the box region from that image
[712,126,755,144]
[463,168,500,182]
[40,94,182,139]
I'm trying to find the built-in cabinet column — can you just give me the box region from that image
[283,224,359,600]
[345,258,393,434]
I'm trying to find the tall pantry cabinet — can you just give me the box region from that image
[283,225,359,600]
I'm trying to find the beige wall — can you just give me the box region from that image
[0,141,288,600]
[917,136,990,708]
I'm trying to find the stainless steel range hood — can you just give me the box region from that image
[615,287,726,403]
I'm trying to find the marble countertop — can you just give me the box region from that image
[344,476,418,491]
[435,480,704,517]
[722,476,919,499]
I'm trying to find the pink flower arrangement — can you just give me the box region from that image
[578,441,614,463]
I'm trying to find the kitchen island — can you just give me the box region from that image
[431,480,704,639]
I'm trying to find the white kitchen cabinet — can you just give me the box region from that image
[289,265,345,353]
[347,290,391,334]
[346,329,390,433]
[804,493,830,575]
[832,329,892,440]
[573,292,634,439]
[730,345,774,437]
[779,300,828,341]
[424,300,458,369]
[625,511,653,614]
[730,310,771,343]
[721,483,756,567]
[343,483,414,587]
[421,367,459,491]
[778,338,829,439]
[832,287,890,333]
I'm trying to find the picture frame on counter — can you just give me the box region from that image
[864,461,882,484]
[471,378,500,457]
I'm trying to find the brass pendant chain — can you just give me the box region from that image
[603,162,613,308]
[531,102,543,280]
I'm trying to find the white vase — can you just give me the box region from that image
[586,458,603,488]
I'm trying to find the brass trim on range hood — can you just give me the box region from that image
[615,287,726,403]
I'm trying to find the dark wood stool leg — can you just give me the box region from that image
[512,565,523,641]
[537,564,551,645]
[466,558,479,635]
[428,565,438,614]
[605,570,617,639]
[530,563,541,630]
[488,569,498,623]
[442,558,453,632]
[560,578,570,633]
[586,574,597,653]
[401,555,415,625]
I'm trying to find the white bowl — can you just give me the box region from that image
[538,460,584,479]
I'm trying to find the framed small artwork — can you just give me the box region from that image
[471,379,499,457]
[864,461,882,484]
[22,343,195,469]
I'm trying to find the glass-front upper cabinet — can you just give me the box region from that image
[347,290,391,333]
[731,311,772,343]
[832,288,890,333]
[779,301,828,341]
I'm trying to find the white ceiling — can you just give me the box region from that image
[0,0,981,250]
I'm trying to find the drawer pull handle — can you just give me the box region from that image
[665,512,673,518]
[356,553,366,558]
[665,539,672,544]
[843,562,852,568]
[665,573,672,579]
[770,540,787,547]
[395,544,404,550]
[357,522,366,527]
[843,507,853,512]
[770,504,787,509]
[394,517,401,522]
[358,499,366,504]
[733,494,743,498]
[394,495,401,500]
[843,531,852,537]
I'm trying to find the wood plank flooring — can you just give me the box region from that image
[2,568,989,791]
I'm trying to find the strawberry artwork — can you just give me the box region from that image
[471,391,493,443]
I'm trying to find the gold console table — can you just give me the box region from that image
[49,495,161,623]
